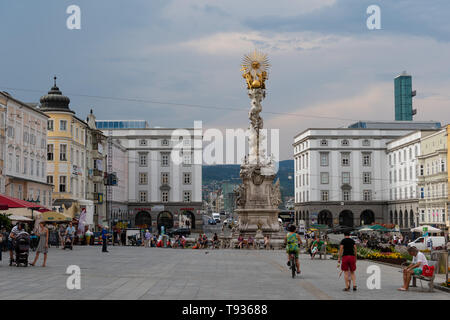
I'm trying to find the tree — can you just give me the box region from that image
[0,213,12,230]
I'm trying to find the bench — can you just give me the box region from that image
[411,274,435,292]
[399,263,435,292]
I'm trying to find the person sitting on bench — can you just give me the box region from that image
[398,246,428,291]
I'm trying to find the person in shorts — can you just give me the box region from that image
[285,224,301,274]
[398,246,428,291]
[338,231,357,291]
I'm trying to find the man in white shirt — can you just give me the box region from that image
[398,246,428,291]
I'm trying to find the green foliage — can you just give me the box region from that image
[0,213,12,230]
[202,160,294,199]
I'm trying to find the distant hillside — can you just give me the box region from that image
[202,160,294,198]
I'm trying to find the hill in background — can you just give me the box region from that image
[202,160,294,199]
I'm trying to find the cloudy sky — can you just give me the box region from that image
[1,0,449,160]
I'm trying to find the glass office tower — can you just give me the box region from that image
[394,72,414,121]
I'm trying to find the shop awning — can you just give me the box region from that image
[0,194,50,212]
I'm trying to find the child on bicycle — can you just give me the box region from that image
[285,224,302,274]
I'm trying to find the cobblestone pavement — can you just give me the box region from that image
[0,246,448,300]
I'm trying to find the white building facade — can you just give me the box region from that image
[96,120,203,233]
[0,91,53,207]
[386,130,438,230]
[293,128,427,228]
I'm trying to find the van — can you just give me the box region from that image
[407,236,446,251]
[212,213,221,223]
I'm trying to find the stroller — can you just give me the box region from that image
[15,232,31,267]
[64,235,73,250]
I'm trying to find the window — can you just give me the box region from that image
[161,172,169,185]
[320,139,328,146]
[47,144,54,161]
[363,172,371,184]
[139,154,147,166]
[59,120,67,131]
[47,176,53,185]
[30,159,34,176]
[183,172,191,184]
[162,191,169,203]
[389,171,392,184]
[59,176,66,192]
[363,190,372,201]
[36,161,40,177]
[362,153,371,166]
[139,191,147,202]
[343,190,350,201]
[320,153,329,166]
[23,157,27,174]
[342,172,350,184]
[420,165,424,176]
[48,120,54,131]
[161,154,169,166]
[320,190,329,201]
[139,173,148,185]
[139,139,147,146]
[341,153,350,166]
[362,139,370,146]
[441,159,446,172]
[183,191,191,202]
[183,153,192,165]
[341,139,349,146]
[162,139,169,146]
[60,144,67,161]
[76,128,79,140]
[15,155,20,173]
[320,172,329,184]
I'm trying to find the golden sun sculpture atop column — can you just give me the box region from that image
[241,50,270,89]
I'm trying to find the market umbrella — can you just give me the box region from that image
[359,227,374,232]
[410,225,441,233]
[368,224,390,232]
[7,215,33,222]
[40,211,72,222]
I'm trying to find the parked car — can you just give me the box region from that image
[223,218,233,226]
[212,213,221,223]
[167,227,191,237]
[208,218,217,225]
[408,236,445,251]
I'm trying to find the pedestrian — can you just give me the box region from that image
[212,233,219,249]
[144,229,151,248]
[65,222,76,249]
[8,223,24,266]
[30,222,49,267]
[398,246,428,291]
[121,231,126,246]
[58,224,65,248]
[338,231,357,291]
[101,226,109,253]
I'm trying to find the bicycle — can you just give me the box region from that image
[289,253,296,278]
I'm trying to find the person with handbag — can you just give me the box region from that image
[398,246,428,291]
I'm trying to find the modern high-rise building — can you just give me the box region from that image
[394,71,416,121]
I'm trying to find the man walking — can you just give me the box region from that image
[338,231,357,291]
[101,225,109,253]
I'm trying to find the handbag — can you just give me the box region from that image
[422,265,435,277]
